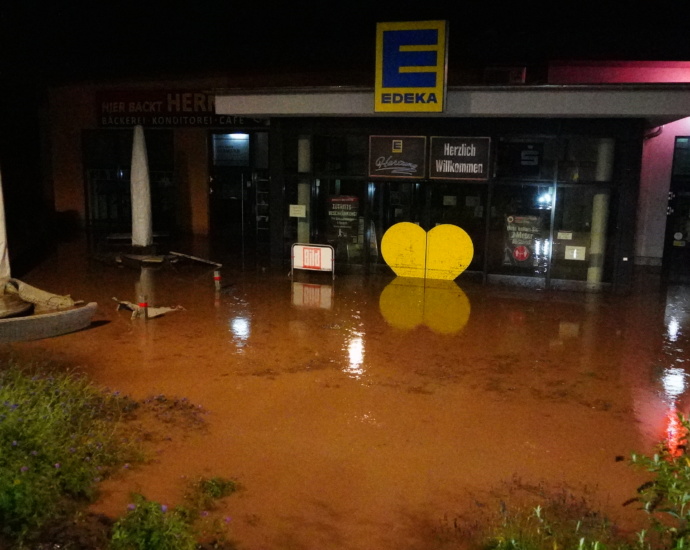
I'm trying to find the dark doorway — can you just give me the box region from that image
[208,132,269,258]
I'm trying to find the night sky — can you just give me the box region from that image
[4,1,690,86]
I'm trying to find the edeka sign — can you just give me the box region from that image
[96,91,269,127]
[375,20,448,113]
[368,136,427,179]
[429,137,491,180]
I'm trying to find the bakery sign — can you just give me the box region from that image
[429,137,491,180]
[97,90,269,127]
[368,135,427,179]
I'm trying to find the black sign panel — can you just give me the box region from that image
[368,136,427,179]
[496,142,543,179]
[429,137,491,180]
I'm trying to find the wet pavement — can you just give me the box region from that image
[4,239,690,549]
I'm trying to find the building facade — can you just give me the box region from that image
[45,61,690,293]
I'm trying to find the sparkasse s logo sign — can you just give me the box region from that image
[375,20,448,113]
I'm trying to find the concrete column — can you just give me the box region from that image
[587,193,609,284]
[595,138,615,182]
[297,137,311,243]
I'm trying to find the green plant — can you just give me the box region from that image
[109,494,197,550]
[483,413,690,550]
[184,476,238,512]
[109,478,239,550]
[629,413,690,550]
[182,476,238,547]
[0,356,139,543]
[484,502,619,550]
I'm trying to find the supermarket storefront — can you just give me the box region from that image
[236,111,643,292]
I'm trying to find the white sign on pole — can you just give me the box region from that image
[291,243,335,279]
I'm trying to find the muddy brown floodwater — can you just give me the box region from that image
[4,240,690,550]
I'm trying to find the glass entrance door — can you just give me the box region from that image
[369,181,426,269]
[428,182,487,273]
[209,132,269,258]
[663,137,690,283]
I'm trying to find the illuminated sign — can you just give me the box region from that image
[375,20,448,113]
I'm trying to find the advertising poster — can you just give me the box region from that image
[503,215,545,267]
[327,196,359,242]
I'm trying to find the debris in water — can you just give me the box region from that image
[113,297,185,319]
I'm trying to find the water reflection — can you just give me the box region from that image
[379,277,471,334]
[660,367,688,455]
[533,238,550,275]
[291,282,333,309]
[656,286,690,453]
[662,368,687,401]
[135,267,156,307]
[229,315,251,352]
[667,317,680,342]
[344,330,365,380]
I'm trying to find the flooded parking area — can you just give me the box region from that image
[4,241,690,549]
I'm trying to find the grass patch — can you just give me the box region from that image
[481,415,690,550]
[110,476,239,550]
[0,354,239,549]
[0,355,140,544]
[110,494,198,550]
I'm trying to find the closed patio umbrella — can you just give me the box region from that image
[130,125,153,248]
[0,167,10,291]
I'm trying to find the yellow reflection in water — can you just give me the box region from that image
[379,277,471,334]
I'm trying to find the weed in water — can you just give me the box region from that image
[627,413,690,549]
[109,494,197,550]
[184,476,239,512]
[483,413,690,550]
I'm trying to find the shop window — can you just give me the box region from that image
[495,138,558,181]
[495,136,615,185]
[558,137,615,183]
[312,135,368,175]
[550,186,610,282]
[487,184,553,278]
[82,129,175,234]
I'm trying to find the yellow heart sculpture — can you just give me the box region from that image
[380,223,474,280]
[379,278,471,334]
